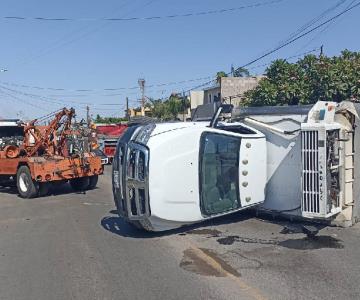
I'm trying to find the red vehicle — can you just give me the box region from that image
[95,124,127,163]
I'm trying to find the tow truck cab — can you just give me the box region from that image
[112,111,267,231]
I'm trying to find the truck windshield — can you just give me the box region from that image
[199,132,241,216]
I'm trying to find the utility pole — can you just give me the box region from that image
[138,78,145,116]
[126,97,130,121]
[320,45,324,58]
[182,91,186,122]
[86,105,90,125]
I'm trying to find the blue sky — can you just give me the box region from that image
[0,0,359,120]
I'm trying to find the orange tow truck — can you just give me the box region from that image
[0,108,103,198]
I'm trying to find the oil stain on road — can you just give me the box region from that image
[180,248,240,277]
[216,235,344,250]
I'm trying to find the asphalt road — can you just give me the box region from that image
[0,166,359,300]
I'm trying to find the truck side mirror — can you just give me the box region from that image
[210,104,234,128]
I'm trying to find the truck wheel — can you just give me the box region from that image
[70,177,90,191]
[88,175,98,190]
[17,166,39,199]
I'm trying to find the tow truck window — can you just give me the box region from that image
[0,126,24,138]
[199,133,240,216]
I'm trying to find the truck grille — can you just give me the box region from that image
[301,130,320,214]
[118,142,150,220]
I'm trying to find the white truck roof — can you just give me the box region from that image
[0,120,20,126]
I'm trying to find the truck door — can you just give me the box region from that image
[199,132,241,216]
[199,132,266,216]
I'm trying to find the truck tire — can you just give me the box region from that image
[17,166,39,199]
[88,175,98,190]
[70,177,90,192]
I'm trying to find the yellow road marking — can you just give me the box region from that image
[188,246,267,300]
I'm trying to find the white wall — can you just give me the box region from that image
[190,91,205,109]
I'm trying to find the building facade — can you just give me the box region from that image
[190,76,264,109]
[221,76,264,106]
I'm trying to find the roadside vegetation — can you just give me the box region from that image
[243,50,360,106]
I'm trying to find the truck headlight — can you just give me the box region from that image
[133,124,156,145]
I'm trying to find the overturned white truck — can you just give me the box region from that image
[112,101,359,231]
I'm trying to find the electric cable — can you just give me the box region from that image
[0,87,48,111]
[0,75,214,93]
[259,0,347,58]
[299,0,357,51]
[184,1,360,94]
[0,48,318,97]
[12,0,157,67]
[2,0,285,22]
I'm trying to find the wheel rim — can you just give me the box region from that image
[19,174,29,192]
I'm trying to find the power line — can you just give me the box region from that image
[261,0,347,57]
[0,75,213,93]
[0,87,49,111]
[12,0,157,67]
[298,0,357,51]
[234,1,360,69]
[185,1,360,93]
[0,47,320,105]
[2,0,285,22]
[247,47,321,70]
[0,84,140,109]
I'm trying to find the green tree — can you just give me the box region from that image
[150,99,167,119]
[233,67,250,77]
[95,114,102,123]
[94,114,127,124]
[216,71,228,83]
[148,94,190,120]
[243,50,360,107]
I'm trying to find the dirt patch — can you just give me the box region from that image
[180,248,240,277]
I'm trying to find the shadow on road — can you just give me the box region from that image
[100,209,255,239]
[0,182,97,198]
[101,208,331,241]
[50,183,98,197]
[0,186,18,195]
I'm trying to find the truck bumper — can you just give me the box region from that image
[30,156,103,182]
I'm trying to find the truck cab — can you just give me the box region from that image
[0,119,24,150]
[112,110,267,231]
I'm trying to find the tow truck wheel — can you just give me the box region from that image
[17,166,39,199]
[88,175,98,190]
[70,177,90,191]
